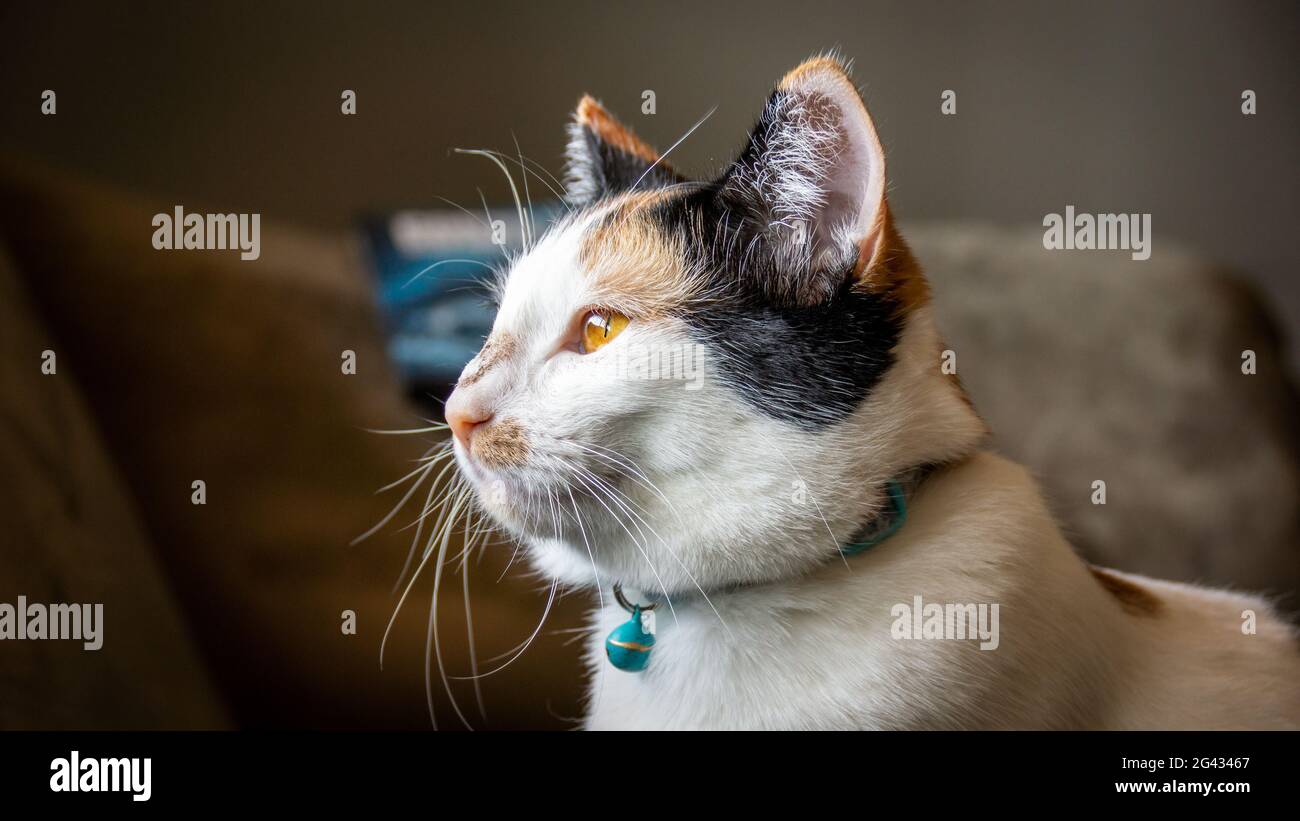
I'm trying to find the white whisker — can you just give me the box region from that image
[630,105,718,192]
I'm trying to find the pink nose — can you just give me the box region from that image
[445,387,493,450]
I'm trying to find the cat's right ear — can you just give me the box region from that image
[563,95,682,206]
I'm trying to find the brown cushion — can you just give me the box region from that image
[0,158,587,729]
[0,240,229,728]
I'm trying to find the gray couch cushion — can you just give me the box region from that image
[915,222,1299,601]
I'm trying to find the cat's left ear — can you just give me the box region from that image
[563,95,683,206]
[717,57,895,304]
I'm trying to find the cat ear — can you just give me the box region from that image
[563,95,683,205]
[716,57,891,304]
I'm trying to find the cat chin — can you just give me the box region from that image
[454,449,543,529]
[465,487,542,541]
[461,473,575,545]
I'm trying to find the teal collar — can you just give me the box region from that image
[605,477,913,672]
[840,480,909,556]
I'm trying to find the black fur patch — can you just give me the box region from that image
[569,129,682,205]
[650,186,902,430]
[684,285,901,429]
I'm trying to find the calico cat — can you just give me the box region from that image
[443,57,1300,729]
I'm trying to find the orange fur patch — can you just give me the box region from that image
[852,203,931,314]
[1089,566,1163,617]
[473,417,529,469]
[576,96,665,167]
[579,194,700,316]
[777,56,859,93]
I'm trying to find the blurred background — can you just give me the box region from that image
[0,1,1296,730]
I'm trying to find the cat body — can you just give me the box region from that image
[444,57,1300,730]
[585,448,1300,729]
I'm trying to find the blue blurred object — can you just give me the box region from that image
[359,205,560,398]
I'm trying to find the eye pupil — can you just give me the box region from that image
[580,310,629,353]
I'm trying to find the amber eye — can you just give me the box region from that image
[580,309,630,354]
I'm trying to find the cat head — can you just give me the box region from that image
[446,57,984,596]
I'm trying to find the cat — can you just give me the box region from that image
[443,56,1300,729]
